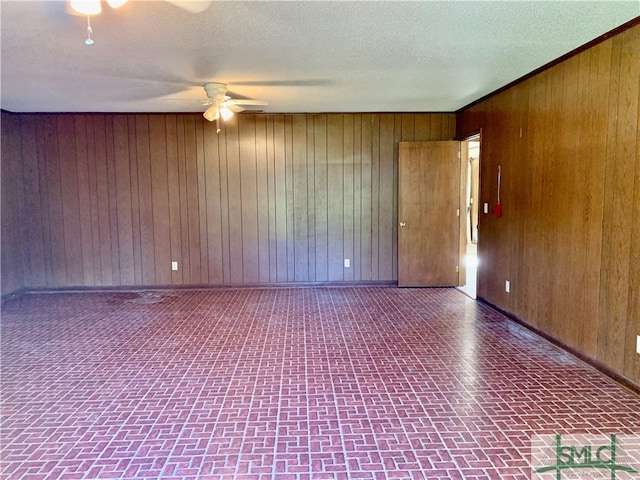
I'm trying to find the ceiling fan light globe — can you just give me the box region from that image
[70,0,102,15]
[203,106,219,122]
[106,0,128,8]
[219,106,234,121]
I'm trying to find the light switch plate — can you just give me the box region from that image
[171,261,178,271]
[344,259,350,268]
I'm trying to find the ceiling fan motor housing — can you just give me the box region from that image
[204,82,228,103]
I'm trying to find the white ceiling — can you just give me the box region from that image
[1,1,638,114]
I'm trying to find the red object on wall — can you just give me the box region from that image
[494,165,503,218]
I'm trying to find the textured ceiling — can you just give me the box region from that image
[1,1,638,114]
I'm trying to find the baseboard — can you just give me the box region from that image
[477,296,640,396]
[3,280,398,298]
[0,287,28,305]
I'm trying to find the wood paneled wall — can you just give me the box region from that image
[1,114,26,296]
[457,24,640,386]
[1,112,454,291]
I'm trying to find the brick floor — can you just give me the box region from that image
[1,287,638,479]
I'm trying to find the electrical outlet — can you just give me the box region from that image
[505,280,510,293]
[344,259,350,268]
[483,203,489,214]
[171,261,178,271]
[636,335,640,355]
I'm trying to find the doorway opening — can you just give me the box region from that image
[457,134,480,299]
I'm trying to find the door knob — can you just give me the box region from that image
[400,221,406,227]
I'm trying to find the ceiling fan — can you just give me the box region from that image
[201,83,268,132]
[68,0,211,45]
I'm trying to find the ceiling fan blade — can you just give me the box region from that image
[163,0,212,13]
[227,104,245,113]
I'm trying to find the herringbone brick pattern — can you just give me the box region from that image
[1,287,638,479]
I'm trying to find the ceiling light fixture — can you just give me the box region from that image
[106,0,128,8]
[70,0,101,15]
[200,82,267,133]
[70,0,128,15]
[203,105,219,122]
[70,0,129,45]
[219,106,234,121]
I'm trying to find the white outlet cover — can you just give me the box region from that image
[505,280,510,293]
[637,335,640,355]
[171,261,178,271]
[344,259,350,268]
[483,203,489,214]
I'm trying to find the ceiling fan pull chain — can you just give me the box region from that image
[85,16,95,45]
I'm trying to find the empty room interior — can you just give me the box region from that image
[1,2,639,479]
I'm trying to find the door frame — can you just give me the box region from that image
[457,131,482,298]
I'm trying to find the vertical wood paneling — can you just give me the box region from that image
[352,115,362,281]
[239,116,259,283]
[306,115,316,282]
[1,114,25,295]
[313,115,328,282]
[42,116,66,286]
[85,116,101,285]
[456,24,640,386]
[149,115,171,285]
[126,115,143,285]
[202,116,223,284]
[392,115,403,280]
[92,115,113,285]
[255,116,271,283]
[134,115,154,284]
[598,27,639,374]
[628,109,640,381]
[184,116,202,283]
[195,118,209,285]
[105,117,121,284]
[360,114,373,281]
[370,115,380,280]
[343,115,355,282]
[20,117,45,287]
[401,114,414,142]
[74,116,95,286]
[165,115,184,284]
[59,115,83,285]
[112,115,135,285]
[292,115,309,282]
[224,118,242,283]
[284,116,295,281]
[5,111,456,293]
[36,118,54,286]
[378,114,395,281]
[327,114,344,281]
[271,116,287,282]
[216,118,231,283]
[265,116,278,282]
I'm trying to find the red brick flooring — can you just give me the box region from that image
[1,287,639,479]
